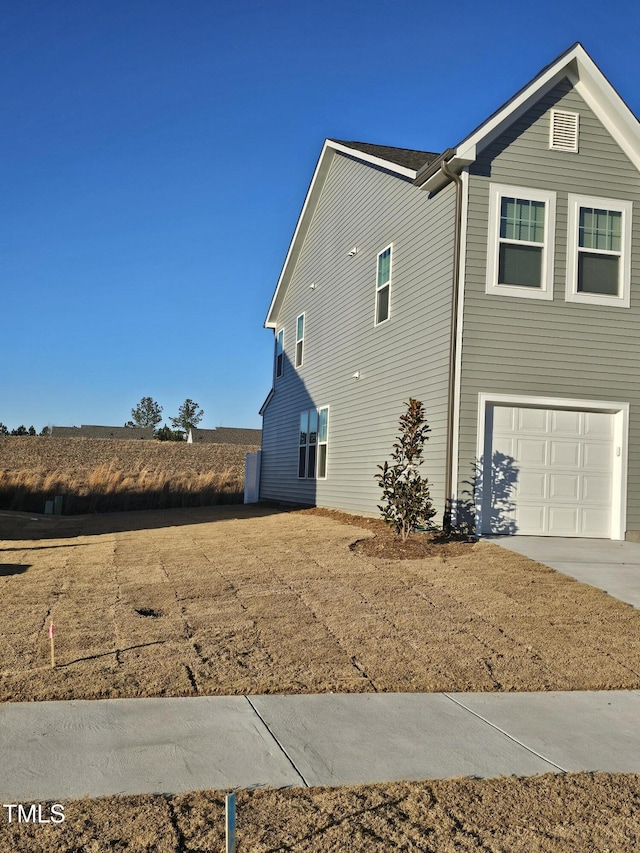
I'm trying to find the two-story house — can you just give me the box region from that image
[259,43,640,541]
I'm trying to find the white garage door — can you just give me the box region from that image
[486,405,614,537]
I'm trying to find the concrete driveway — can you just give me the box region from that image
[489,537,640,608]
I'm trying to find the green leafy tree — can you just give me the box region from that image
[375,399,436,542]
[154,424,186,442]
[170,399,204,435]
[40,426,50,436]
[11,425,29,436]
[129,397,163,428]
[0,423,9,435]
[28,426,36,436]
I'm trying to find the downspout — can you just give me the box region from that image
[440,159,463,534]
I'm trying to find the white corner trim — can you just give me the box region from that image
[475,392,629,540]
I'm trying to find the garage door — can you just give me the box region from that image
[485,405,614,537]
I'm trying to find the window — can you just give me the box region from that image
[298,407,328,479]
[375,245,392,324]
[275,329,284,378]
[566,194,632,307]
[295,314,304,367]
[486,184,556,300]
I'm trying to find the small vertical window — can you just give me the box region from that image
[375,245,392,325]
[295,314,304,368]
[275,329,284,378]
[297,407,329,479]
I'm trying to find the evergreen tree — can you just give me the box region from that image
[170,399,204,435]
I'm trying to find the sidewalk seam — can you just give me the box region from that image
[442,693,568,773]
[245,697,310,788]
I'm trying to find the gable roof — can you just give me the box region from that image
[189,427,262,445]
[265,138,439,328]
[416,43,640,192]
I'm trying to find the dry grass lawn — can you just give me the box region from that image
[2,774,640,852]
[2,505,640,701]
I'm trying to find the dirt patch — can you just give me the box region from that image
[1,773,639,852]
[2,506,640,701]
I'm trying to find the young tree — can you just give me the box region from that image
[170,399,204,435]
[40,426,51,436]
[375,399,436,542]
[0,423,9,435]
[28,426,36,436]
[11,425,29,436]
[129,397,163,428]
[154,424,186,442]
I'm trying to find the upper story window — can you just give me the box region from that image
[565,194,632,308]
[295,313,304,368]
[375,245,392,324]
[486,184,556,301]
[275,329,284,378]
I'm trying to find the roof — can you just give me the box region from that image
[51,425,154,440]
[189,427,262,445]
[416,43,640,192]
[329,140,439,172]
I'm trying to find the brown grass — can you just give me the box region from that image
[2,774,640,852]
[2,506,640,702]
[0,436,258,513]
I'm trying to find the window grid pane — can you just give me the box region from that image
[500,197,545,243]
[377,248,391,287]
[579,207,621,252]
[296,314,304,340]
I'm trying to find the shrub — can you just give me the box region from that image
[375,398,436,541]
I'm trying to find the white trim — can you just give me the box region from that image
[317,405,329,480]
[486,184,556,300]
[565,194,632,308]
[419,44,640,193]
[295,312,305,368]
[449,169,469,521]
[374,243,393,326]
[475,392,629,540]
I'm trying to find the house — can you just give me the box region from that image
[187,427,262,445]
[51,425,154,440]
[259,43,640,541]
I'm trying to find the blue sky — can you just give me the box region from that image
[2,0,639,432]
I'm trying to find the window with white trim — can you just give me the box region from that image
[565,194,632,308]
[295,313,304,367]
[275,329,284,378]
[298,407,328,479]
[375,245,392,324]
[486,184,556,300]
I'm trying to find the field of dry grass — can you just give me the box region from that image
[2,774,640,852]
[0,436,258,513]
[2,505,640,702]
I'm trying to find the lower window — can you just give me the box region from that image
[298,407,328,479]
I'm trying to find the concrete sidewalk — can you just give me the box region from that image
[2,691,640,801]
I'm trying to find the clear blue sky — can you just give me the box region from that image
[2,0,639,432]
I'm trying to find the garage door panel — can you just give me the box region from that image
[548,506,580,535]
[550,441,580,467]
[549,474,580,500]
[485,404,614,538]
[518,408,547,432]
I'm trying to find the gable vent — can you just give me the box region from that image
[550,110,579,152]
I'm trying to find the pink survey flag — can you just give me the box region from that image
[49,622,54,639]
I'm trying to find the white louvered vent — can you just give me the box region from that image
[550,110,579,152]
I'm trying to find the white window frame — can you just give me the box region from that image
[375,244,392,325]
[486,184,556,300]
[565,194,632,308]
[275,328,284,379]
[297,406,329,480]
[295,313,305,368]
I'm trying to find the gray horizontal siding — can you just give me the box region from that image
[458,78,640,534]
[261,152,456,517]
